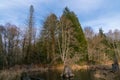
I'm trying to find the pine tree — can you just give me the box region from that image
[40,13,58,64]
[25,5,35,64]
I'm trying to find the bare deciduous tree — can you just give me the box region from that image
[57,15,80,65]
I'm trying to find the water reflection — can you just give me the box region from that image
[31,69,94,80]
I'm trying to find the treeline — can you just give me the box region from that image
[0,5,120,69]
[85,27,120,64]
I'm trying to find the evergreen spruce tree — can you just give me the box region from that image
[62,7,88,62]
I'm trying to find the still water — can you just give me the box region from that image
[31,69,95,80]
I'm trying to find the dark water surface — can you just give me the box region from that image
[31,69,94,80]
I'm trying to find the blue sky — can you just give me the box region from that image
[0,0,120,33]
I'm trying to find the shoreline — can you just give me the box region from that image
[0,62,119,80]
[0,62,115,72]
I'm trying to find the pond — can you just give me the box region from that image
[30,69,95,80]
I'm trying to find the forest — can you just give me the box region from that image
[0,5,120,70]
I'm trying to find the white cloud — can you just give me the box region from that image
[0,0,118,33]
[62,0,104,14]
[0,0,52,11]
[0,0,105,15]
[82,13,120,33]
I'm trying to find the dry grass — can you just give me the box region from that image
[0,65,50,80]
[0,62,118,80]
[0,70,22,80]
[94,69,120,80]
